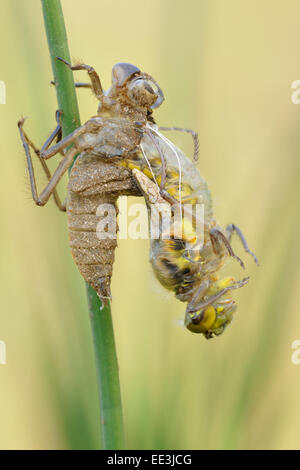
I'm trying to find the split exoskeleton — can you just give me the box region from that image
[18,59,258,338]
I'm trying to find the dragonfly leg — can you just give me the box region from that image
[144,128,179,206]
[226,224,259,265]
[210,227,245,269]
[186,277,249,314]
[74,82,92,89]
[18,118,76,208]
[186,279,211,314]
[40,109,63,155]
[56,57,103,100]
[39,117,104,160]
[159,126,199,161]
[51,79,92,89]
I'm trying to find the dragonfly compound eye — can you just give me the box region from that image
[185,305,217,334]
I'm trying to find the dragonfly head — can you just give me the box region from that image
[184,277,243,338]
[184,300,237,338]
[111,63,164,111]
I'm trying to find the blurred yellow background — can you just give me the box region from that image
[0,0,300,450]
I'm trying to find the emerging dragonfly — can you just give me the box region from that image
[18,60,258,338]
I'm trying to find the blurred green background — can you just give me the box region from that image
[0,0,300,450]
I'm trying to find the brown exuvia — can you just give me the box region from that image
[18,61,167,301]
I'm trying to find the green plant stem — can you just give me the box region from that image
[41,0,124,450]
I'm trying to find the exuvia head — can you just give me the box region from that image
[110,62,164,111]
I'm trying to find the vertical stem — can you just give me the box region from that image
[86,287,125,449]
[41,0,124,450]
[41,0,80,136]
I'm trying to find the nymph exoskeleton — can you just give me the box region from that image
[18,60,198,301]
